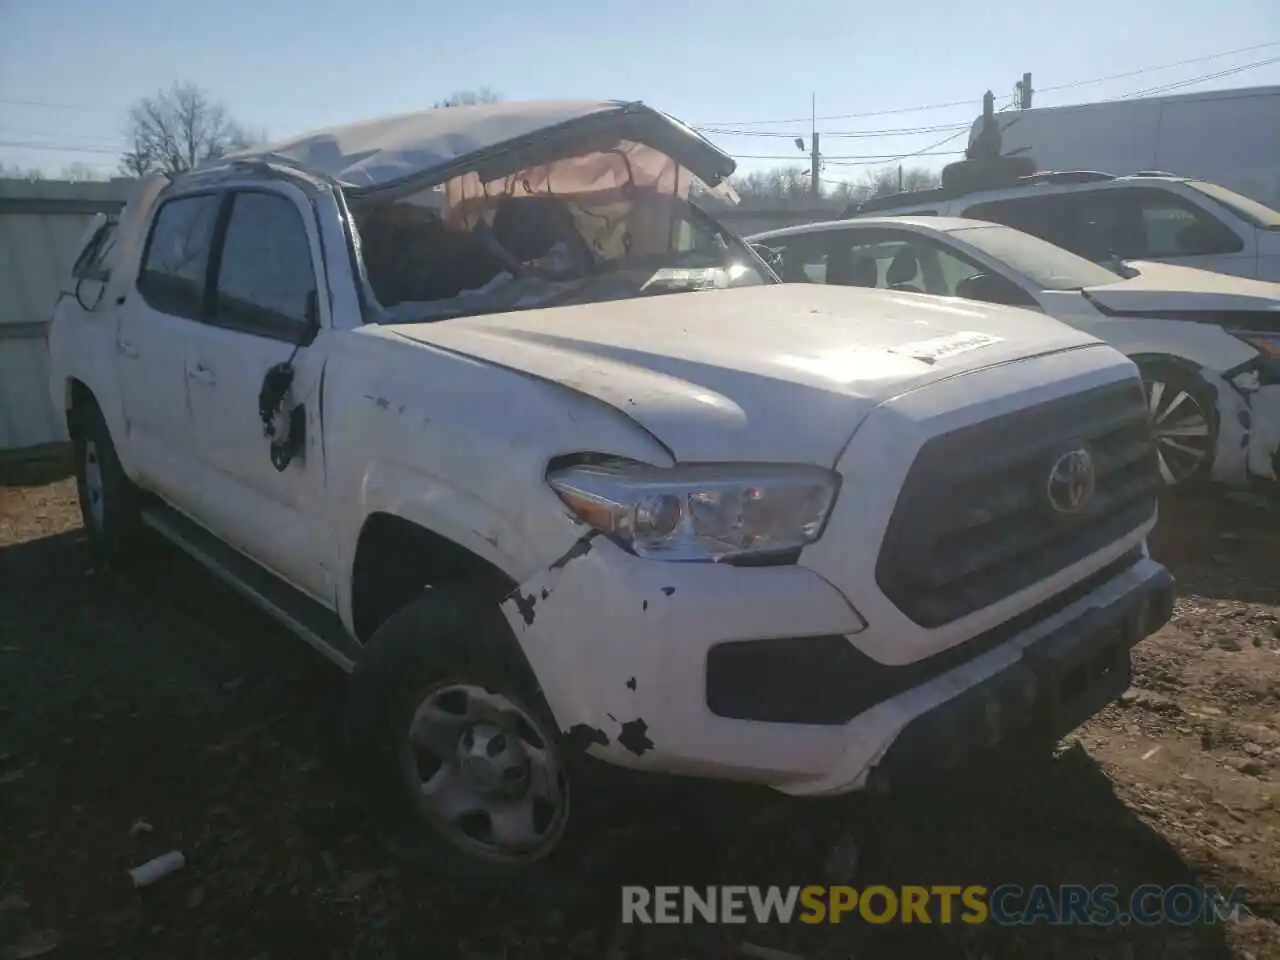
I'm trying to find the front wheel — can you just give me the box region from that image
[1139,365,1217,487]
[72,399,145,562]
[343,585,580,890]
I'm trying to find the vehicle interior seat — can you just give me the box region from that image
[356,202,507,305]
[954,272,1034,307]
[488,196,594,271]
[777,249,812,283]
[849,255,879,287]
[886,247,923,292]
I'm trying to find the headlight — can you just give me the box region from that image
[547,458,839,562]
[1233,331,1280,379]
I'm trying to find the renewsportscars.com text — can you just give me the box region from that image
[621,884,1251,926]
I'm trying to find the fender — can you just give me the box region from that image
[333,457,594,635]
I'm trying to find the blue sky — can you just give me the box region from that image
[1,0,1278,185]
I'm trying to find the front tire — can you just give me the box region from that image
[343,585,580,892]
[1139,363,1217,487]
[72,399,144,563]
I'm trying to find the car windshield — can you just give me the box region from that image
[950,223,1127,290]
[351,187,770,324]
[1186,180,1280,231]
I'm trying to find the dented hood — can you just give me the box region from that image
[386,284,1101,464]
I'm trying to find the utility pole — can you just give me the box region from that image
[1016,72,1033,109]
[809,92,821,198]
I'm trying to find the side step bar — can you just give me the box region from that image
[141,505,361,673]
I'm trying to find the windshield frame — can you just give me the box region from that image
[1185,180,1280,231]
[949,223,1126,290]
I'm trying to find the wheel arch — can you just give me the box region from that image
[348,511,520,644]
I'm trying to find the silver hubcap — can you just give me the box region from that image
[1143,377,1211,485]
[404,683,568,863]
[83,440,106,528]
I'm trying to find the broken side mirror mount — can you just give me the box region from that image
[299,289,322,347]
[257,290,322,473]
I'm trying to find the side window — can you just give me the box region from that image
[768,233,831,283]
[864,230,1040,308]
[963,195,1075,250]
[1124,188,1244,258]
[72,220,119,281]
[137,194,221,318]
[213,191,317,338]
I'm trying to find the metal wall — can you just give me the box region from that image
[0,178,134,454]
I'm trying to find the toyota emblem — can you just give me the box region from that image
[1046,448,1096,514]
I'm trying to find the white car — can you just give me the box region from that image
[48,99,1175,885]
[749,216,1280,489]
[847,172,1280,283]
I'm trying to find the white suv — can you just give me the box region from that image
[48,99,1175,884]
[849,172,1280,283]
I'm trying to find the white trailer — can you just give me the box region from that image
[971,85,1280,210]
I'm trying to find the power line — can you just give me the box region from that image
[737,148,965,162]
[0,139,120,155]
[1039,42,1280,94]
[692,39,1280,126]
[696,122,969,139]
[5,129,127,147]
[0,97,129,113]
[1113,54,1280,100]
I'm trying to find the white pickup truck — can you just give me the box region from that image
[48,99,1175,884]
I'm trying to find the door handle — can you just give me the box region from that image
[118,339,139,359]
[187,362,217,386]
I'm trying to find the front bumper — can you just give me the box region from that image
[499,533,1175,797]
[864,557,1174,792]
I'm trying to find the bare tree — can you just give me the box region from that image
[433,88,503,108]
[121,82,262,176]
[723,166,862,211]
[727,166,812,209]
[61,162,105,182]
[855,164,941,202]
[0,163,45,180]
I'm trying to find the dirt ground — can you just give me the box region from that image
[1,477,1277,960]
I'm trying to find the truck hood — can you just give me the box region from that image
[1084,261,1280,315]
[383,284,1101,464]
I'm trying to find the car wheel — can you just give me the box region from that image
[1139,364,1217,486]
[343,584,583,894]
[73,398,144,562]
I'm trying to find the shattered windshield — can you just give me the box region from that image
[351,189,769,323]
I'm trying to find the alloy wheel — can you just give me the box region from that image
[1142,377,1212,485]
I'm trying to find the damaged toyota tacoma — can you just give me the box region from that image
[48,99,1175,882]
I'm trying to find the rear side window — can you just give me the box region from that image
[212,191,316,339]
[138,194,221,318]
[966,188,1243,261]
[1129,188,1243,257]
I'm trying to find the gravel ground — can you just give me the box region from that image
[0,478,1277,960]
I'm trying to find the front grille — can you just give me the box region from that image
[875,379,1159,628]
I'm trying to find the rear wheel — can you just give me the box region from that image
[1139,364,1217,486]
